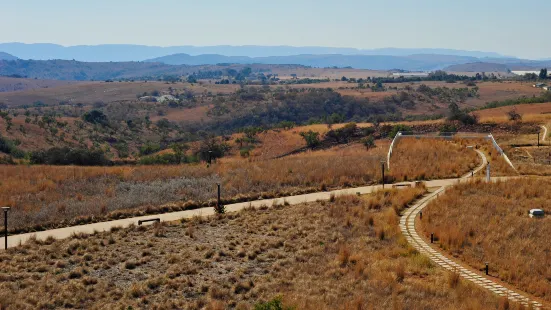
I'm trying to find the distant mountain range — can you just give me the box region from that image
[144,53,489,71]
[0,43,510,62]
[144,53,551,72]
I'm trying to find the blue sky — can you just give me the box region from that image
[2,0,550,59]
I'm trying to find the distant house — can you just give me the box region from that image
[533,83,546,88]
[392,72,429,77]
[157,95,177,103]
[513,70,541,76]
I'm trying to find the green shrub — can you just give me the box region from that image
[254,297,293,310]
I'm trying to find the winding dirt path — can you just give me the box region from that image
[400,150,544,309]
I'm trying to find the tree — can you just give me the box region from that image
[506,108,522,121]
[171,143,190,164]
[361,136,376,149]
[540,68,548,80]
[300,130,320,149]
[82,110,108,126]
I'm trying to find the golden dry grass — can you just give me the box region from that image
[0,188,508,309]
[1,137,489,231]
[477,103,551,124]
[390,137,480,181]
[421,178,551,304]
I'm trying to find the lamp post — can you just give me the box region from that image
[2,207,10,250]
[208,150,213,165]
[381,160,386,189]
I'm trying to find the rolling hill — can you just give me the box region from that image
[0,52,18,60]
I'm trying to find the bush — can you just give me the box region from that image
[254,297,293,310]
[0,135,25,158]
[506,108,522,121]
[388,124,412,139]
[30,147,109,166]
[361,136,376,149]
[138,153,199,165]
[82,110,108,125]
[139,143,161,156]
[325,122,357,143]
[300,130,320,148]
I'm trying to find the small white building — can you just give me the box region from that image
[392,72,429,77]
[512,70,541,76]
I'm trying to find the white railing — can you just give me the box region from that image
[386,131,517,172]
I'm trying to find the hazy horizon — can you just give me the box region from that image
[2,0,551,59]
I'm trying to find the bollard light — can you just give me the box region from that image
[430,233,434,244]
[2,207,10,250]
[381,160,386,189]
[215,183,224,214]
[485,262,489,275]
[419,211,422,220]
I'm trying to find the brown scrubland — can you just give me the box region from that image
[390,137,480,180]
[421,178,551,304]
[2,139,481,232]
[0,188,513,309]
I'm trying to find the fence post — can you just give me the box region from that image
[2,207,10,250]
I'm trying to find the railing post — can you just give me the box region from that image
[2,207,10,250]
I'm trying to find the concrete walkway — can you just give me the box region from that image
[4,147,544,307]
[400,150,544,309]
[6,181,451,248]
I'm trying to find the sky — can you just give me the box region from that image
[1,0,550,59]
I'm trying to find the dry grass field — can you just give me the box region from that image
[0,80,238,107]
[477,103,551,123]
[0,188,510,309]
[420,178,551,304]
[390,137,481,181]
[2,137,485,232]
[508,146,551,176]
[0,76,82,92]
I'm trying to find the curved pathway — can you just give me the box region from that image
[400,150,543,309]
[3,148,544,307]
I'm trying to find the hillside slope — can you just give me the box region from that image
[0,52,18,60]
